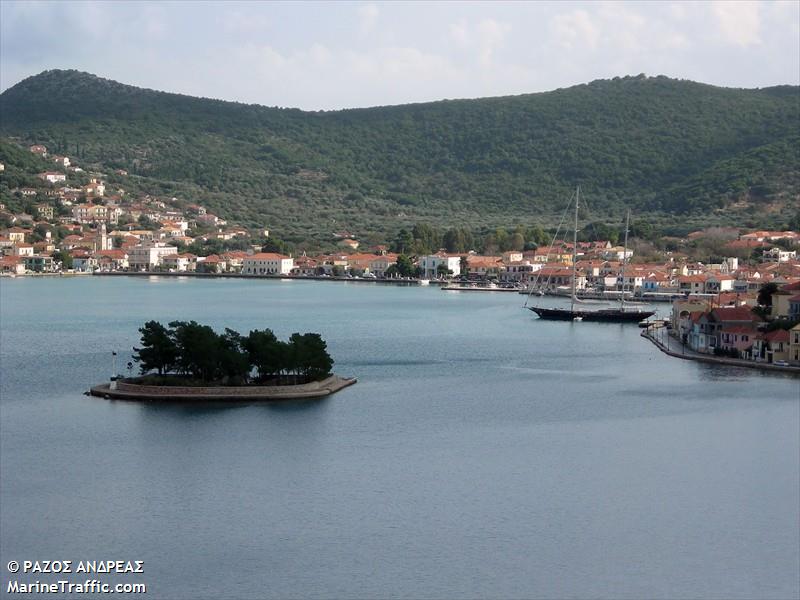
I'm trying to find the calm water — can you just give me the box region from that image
[1,276,798,599]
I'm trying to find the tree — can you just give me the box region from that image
[788,210,800,231]
[460,255,469,277]
[494,227,510,251]
[757,282,779,308]
[392,229,414,254]
[243,328,282,381]
[138,214,160,230]
[169,320,223,381]
[132,321,177,375]
[412,223,441,254]
[482,233,498,254]
[436,263,452,277]
[262,237,291,254]
[53,249,72,270]
[526,224,549,247]
[394,254,415,277]
[288,332,333,381]
[442,227,474,253]
[218,328,250,383]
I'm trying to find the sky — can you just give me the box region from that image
[1,1,798,110]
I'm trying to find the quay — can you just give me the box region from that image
[91,271,439,285]
[641,326,800,375]
[441,285,519,292]
[90,375,357,402]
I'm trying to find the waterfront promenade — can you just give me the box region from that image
[642,326,800,375]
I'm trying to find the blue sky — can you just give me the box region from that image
[1,1,798,110]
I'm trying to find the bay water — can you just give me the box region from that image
[1,276,798,599]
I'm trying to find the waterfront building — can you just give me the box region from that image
[161,254,196,272]
[22,255,55,272]
[465,255,504,279]
[128,242,179,271]
[790,323,800,365]
[418,253,461,279]
[242,253,294,275]
[96,250,129,271]
[752,329,791,364]
[0,255,25,274]
[369,254,399,278]
[503,261,542,283]
[197,255,226,273]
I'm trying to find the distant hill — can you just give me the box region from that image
[1,69,798,241]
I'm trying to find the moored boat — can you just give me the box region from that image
[526,188,655,323]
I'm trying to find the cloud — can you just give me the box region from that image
[475,19,511,66]
[448,17,511,66]
[1,1,797,109]
[358,3,379,35]
[711,0,762,47]
[223,11,271,34]
[449,19,470,47]
[550,9,600,50]
[143,5,167,39]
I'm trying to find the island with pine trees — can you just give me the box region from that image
[90,320,356,401]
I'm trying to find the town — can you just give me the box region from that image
[1,143,799,369]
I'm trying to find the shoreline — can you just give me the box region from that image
[89,374,357,402]
[641,328,800,375]
[91,271,438,285]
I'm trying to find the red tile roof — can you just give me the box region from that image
[764,329,790,343]
[720,325,758,335]
[247,253,289,260]
[710,306,759,322]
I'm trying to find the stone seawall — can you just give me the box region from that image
[90,375,356,401]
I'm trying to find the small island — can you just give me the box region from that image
[90,320,356,401]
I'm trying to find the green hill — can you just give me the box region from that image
[1,69,798,241]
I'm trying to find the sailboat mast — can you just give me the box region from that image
[571,187,579,312]
[620,209,630,311]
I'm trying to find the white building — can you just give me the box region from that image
[127,242,179,271]
[242,253,294,275]
[161,254,194,272]
[418,253,462,279]
[11,243,34,257]
[602,246,634,261]
[763,247,797,263]
[503,261,542,282]
[38,171,66,183]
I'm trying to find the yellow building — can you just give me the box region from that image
[790,323,800,366]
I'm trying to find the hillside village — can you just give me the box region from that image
[1,142,799,368]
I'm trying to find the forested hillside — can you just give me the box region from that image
[1,69,797,242]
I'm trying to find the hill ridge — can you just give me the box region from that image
[1,70,798,240]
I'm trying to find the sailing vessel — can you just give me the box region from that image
[528,188,656,323]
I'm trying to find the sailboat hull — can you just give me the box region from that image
[529,307,655,322]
